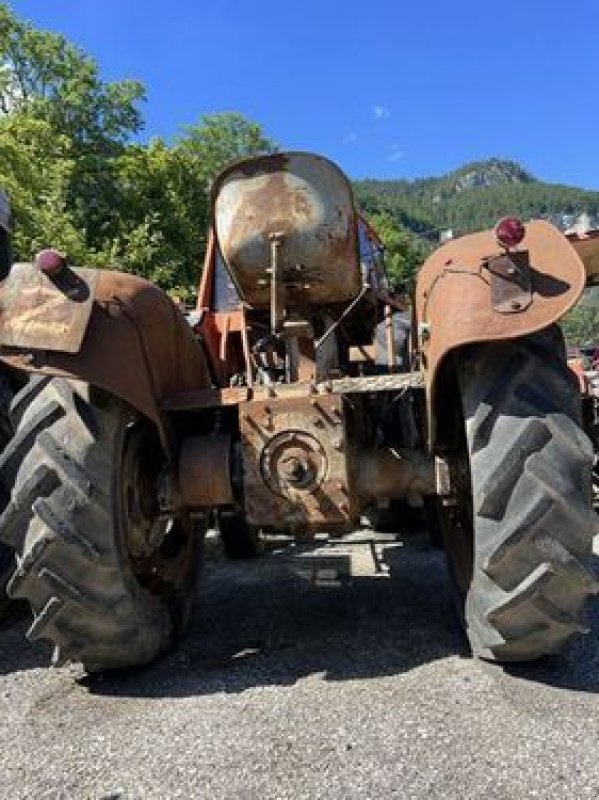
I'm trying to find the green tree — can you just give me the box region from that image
[98,139,210,294]
[0,4,144,153]
[0,110,86,262]
[367,210,430,290]
[561,289,599,347]
[99,114,276,294]
[0,5,277,295]
[178,112,276,178]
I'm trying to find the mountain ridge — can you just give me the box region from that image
[354,158,599,241]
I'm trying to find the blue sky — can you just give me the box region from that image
[10,0,599,188]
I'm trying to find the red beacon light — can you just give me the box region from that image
[35,248,66,276]
[494,217,526,249]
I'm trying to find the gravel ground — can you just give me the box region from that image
[1,532,599,800]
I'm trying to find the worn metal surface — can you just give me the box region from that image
[212,152,361,308]
[0,269,211,446]
[416,220,586,444]
[567,228,599,284]
[161,386,249,411]
[357,448,435,499]
[240,394,353,528]
[486,251,532,313]
[0,263,99,353]
[178,434,234,508]
[162,373,425,414]
[323,372,423,395]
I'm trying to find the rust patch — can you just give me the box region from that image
[485,251,533,313]
[178,434,234,507]
[212,152,361,308]
[0,263,98,353]
[415,220,586,445]
[239,394,354,529]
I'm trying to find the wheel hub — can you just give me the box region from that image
[260,431,327,498]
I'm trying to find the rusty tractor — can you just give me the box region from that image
[0,152,598,670]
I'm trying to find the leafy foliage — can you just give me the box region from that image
[561,289,599,347]
[0,5,275,297]
[0,4,144,151]
[365,210,430,290]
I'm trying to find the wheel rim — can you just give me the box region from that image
[121,426,198,597]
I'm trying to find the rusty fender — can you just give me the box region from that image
[0,265,211,445]
[415,220,586,446]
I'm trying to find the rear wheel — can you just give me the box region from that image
[0,377,205,670]
[442,327,599,661]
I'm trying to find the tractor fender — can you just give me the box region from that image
[415,220,586,447]
[0,265,211,445]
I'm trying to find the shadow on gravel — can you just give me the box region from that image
[5,538,599,696]
[0,604,50,675]
[82,535,471,699]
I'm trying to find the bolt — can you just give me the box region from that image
[419,322,431,341]
[280,457,307,484]
[506,266,517,276]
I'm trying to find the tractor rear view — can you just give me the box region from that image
[0,152,596,671]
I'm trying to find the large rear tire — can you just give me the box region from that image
[443,327,599,661]
[0,377,204,670]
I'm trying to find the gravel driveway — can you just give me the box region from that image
[1,532,599,799]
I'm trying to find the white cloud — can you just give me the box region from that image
[373,105,390,120]
[342,131,358,145]
[388,147,404,162]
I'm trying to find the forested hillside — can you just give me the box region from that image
[355,160,599,288]
[356,159,599,236]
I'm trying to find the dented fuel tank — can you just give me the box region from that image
[212,152,362,307]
